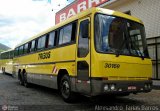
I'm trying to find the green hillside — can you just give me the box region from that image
[0,49,4,53]
[0,43,10,53]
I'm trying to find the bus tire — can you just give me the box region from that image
[3,67,5,74]
[1,67,3,74]
[24,72,29,88]
[19,71,24,85]
[117,93,130,97]
[60,75,75,102]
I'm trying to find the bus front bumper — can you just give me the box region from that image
[91,79,152,96]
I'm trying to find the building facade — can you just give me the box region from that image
[56,0,160,80]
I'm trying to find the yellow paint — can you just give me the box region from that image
[90,53,152,80]
[14,44,76,76]
[0,59,13,74]
[0,49,14,74]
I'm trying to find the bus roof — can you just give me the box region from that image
[16,7,143,47]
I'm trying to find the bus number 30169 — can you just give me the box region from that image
[38,51,51,60]
[104,63,120,69]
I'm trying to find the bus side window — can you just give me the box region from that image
[31,40,36,52]
[14,48,18,57]
[10,51,13,59]
[19,45,24,55]
[3,53,5,59]
[6,52,8,59]
[8,52,10,59]
[8,52,9,59]
[54,31,58,46]
[24,43,28,54]
[18,47,20,56]
[46,32,55,48]
[2,53,4,59]
[37,35,46,50]
[71,22,77,42]
[59,28,64,45]
[45,34,49,48]
[8,51,12,59]
[35,39,38,51]
[28,42,32,53]
[58,24,72,45]
[22,46,24,55]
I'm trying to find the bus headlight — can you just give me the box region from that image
[110,84,116,91]
[104,84,109,91]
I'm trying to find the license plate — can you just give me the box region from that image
[128,86,137,90]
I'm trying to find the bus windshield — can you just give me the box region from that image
[95,14,149,58]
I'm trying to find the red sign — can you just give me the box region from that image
[55,0,112,24]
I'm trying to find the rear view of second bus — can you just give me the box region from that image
[0,49,14,75]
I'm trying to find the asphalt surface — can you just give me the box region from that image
[0,72,160,111]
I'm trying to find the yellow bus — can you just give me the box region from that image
[13,7,152,102]
[0,49,14,75]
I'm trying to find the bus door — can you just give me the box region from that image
[75,17,91,94]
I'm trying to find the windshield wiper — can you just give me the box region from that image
[138,50,144,60]
[130,40,144,60]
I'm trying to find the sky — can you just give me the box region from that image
[0,0,73,48]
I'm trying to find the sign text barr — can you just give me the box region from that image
[55,0,112,24]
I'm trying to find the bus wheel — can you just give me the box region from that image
[1,67,3,74]
[3,67,5,74]
[19,72,24,85]
[60,75,75,102]
[24,72,29,88]
[117,93,130,97]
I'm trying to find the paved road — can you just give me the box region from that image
[0,73,160,111]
